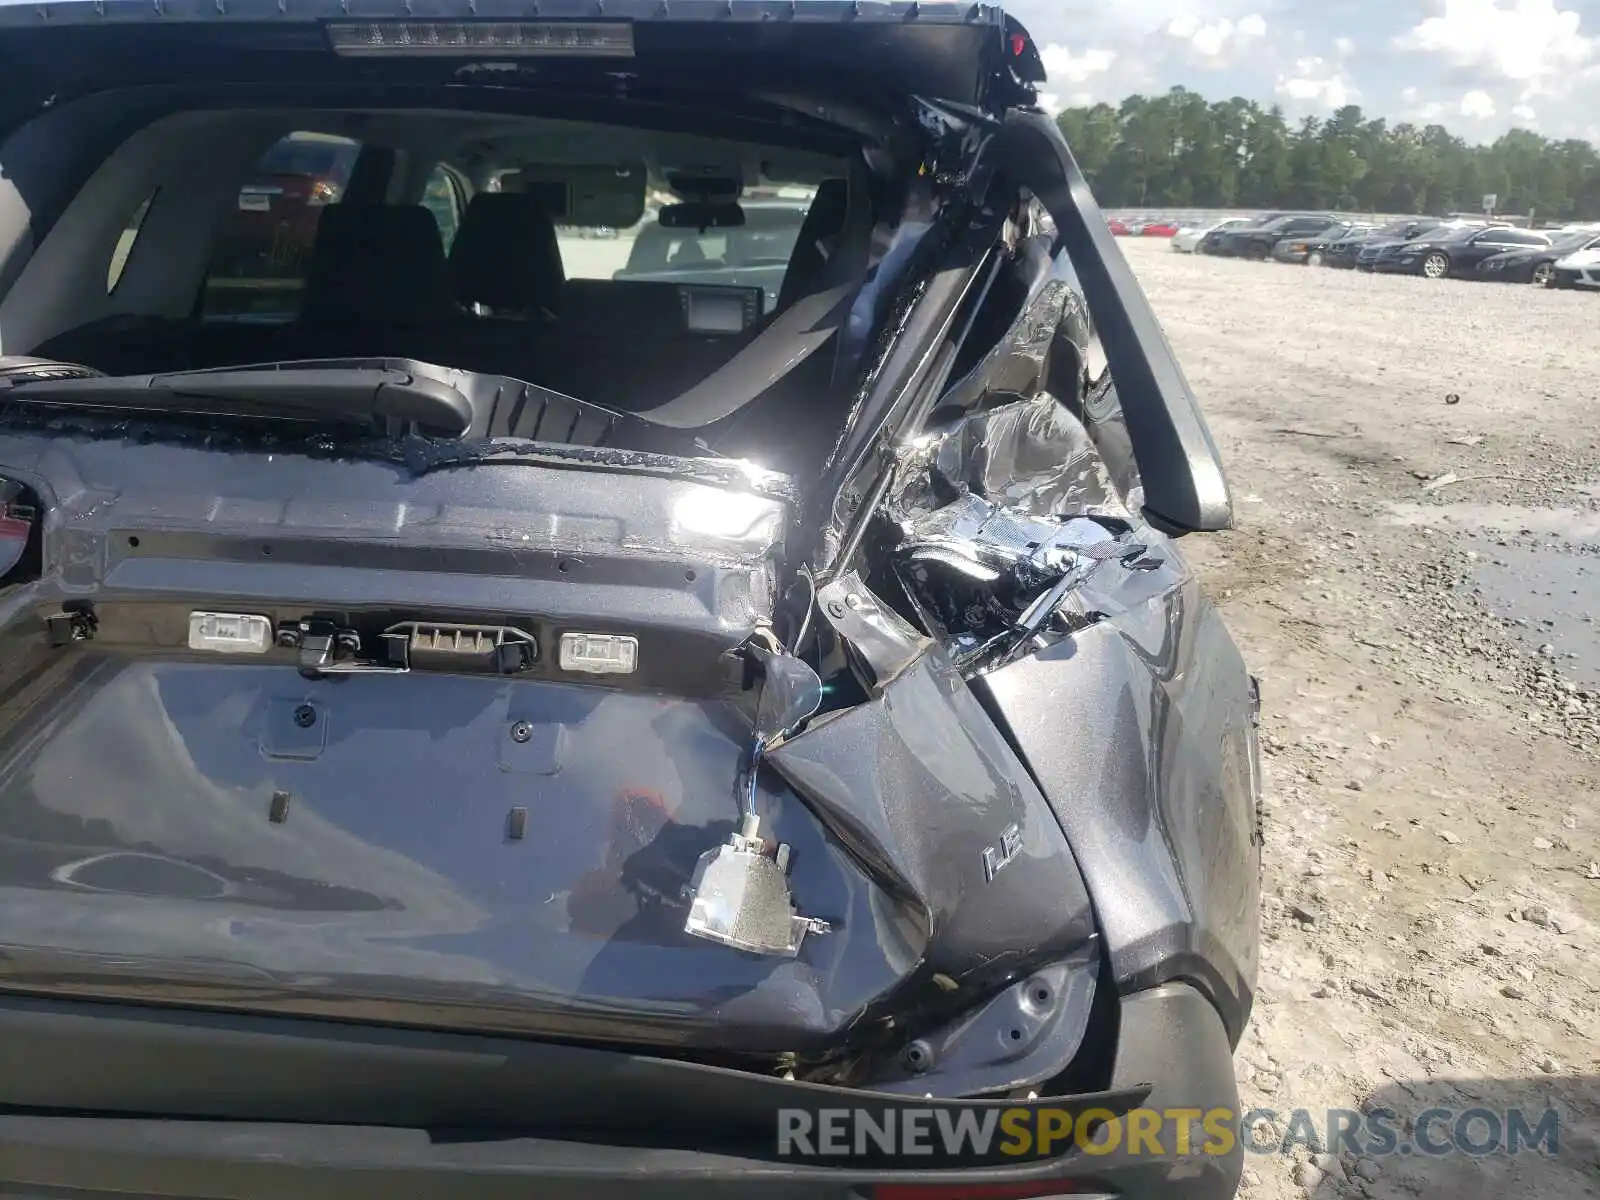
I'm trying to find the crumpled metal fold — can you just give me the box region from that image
[919,394,1129,523]
[888,393,1141,672]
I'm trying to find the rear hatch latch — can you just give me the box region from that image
[283,619,537,678]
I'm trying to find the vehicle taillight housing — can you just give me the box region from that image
[0,485,39,583]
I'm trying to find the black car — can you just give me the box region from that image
[0,4,1259,1200]
[1205,213,1342,259]
[1302,225,1372,268]
[1351,219,1498,270]
[1276,221,1370,265]
[1314,219,1438,269]
[1477,229,1600,285]
[1194,211,1291,254]
[1368,224,1551,278]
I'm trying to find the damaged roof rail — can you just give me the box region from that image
[815,215,1009,582]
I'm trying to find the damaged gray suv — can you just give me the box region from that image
[0,4,1260,1198]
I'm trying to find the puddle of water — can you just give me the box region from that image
[1464,540,1600,689]
[1385,498,1600,689]
[1387,501,1600,539]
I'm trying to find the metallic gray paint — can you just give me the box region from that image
[771,647,1097,989]
[974,574,1261,1043]
[0,652,929,1051]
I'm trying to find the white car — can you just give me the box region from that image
[1171,217,1252,253]
[1550,245,1600,290]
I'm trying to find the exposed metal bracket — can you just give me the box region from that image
[815,572,931,688]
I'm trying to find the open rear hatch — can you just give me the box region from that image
[0,0,1126,1093]
[0,407,1097,1065]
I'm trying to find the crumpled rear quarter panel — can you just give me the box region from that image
[972,571,1261,1042]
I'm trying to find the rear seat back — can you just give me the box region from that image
[300,204,454,327]
[448,193,565,316]
[269,202,457,362]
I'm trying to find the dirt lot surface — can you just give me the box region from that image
[1122,237,1600,1198]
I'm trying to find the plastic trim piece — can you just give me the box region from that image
[0,993,1146,1159]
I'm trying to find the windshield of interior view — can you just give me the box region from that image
[544,184,815,316]
[1547,231,1595,251]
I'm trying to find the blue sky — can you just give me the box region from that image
[1008,0,1600,144]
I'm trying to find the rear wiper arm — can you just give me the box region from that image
[0,359,474,437]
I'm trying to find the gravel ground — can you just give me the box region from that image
[1123,237,1600,1199]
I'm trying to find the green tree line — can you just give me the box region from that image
[1056,87,1600,221]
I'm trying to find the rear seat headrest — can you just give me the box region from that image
[449,193,566,316]
[301,204,452,325]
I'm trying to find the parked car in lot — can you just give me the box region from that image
[1303,223,1396,268]
[1367,224,1551,279]
[1139,220,1180,238]
[1107,216,1131,235]
[208,132,359,279]
[1172,216,1252,252]
[1551,243,1600,290]
[1321,218,1448,269]
[1203,213,1343,259]
[1478,229,1600,286]
[1354,219,1503,271]
[0,4,1259,1199]
[1273,221,1370,265]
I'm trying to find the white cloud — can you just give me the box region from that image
[1040,43,1119,85]
[1512,102,1538,120]
[1164,13,1267,64]
[1277,56,1360,108]
[1395,0,1595,85]
[1459,88,1498,117]
[1003,0,1599,139]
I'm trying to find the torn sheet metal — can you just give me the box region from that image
[913,393,1129,522]
[889,393,1152,674]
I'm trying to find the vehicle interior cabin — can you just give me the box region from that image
[3,106,871,475]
